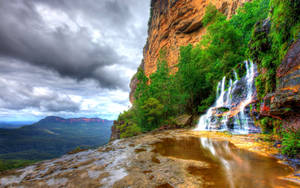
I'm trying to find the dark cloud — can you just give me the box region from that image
[35,0,132,29]
[0,0,149,120]
[0,0,149,90]
[0,59,81,113]
[0,59,130,119]
[0,78,80,112]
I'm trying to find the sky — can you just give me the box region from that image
[0,0,150,122]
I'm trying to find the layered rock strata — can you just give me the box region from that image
[261,39,300,129]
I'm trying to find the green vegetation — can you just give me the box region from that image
[116,0,299,158]
[117,0,271,133]
[202,3,221,26]
[249,0,300,100]
[116,109,142,138]
[257,117,282,134]
[0,120,113,171]
[257,117,300,158]
[0,159,37,172]
[117,51,186,133]
[280,128,300,157]
[171,0,272,114]
[248,0,299,157]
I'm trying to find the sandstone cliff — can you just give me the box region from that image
[261,39,300,129]
[130,0,250,102]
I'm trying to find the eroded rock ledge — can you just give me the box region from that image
[261,39,300,130]
[1,130,299,188]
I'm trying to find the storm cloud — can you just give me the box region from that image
[0,0,149,89]
[0,58,131,120]
[0,0,149,121]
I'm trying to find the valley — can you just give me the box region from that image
[0,117,113,171]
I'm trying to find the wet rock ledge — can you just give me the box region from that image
[0,130,299,188]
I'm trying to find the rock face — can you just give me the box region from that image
[130,0,249,102]
[129,60,144,103]
[261,39,300,130]
[110,120,122,140]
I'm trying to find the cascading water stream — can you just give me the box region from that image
[195,60,260,134]
[216,77,226,107]
[216,81,221,99]
[226,79,233,106]
[221,78,233,129]
[234,70,238,81]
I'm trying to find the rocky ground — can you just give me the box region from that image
[0,129,299,188]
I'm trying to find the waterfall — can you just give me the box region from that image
[216,77,226,107]
[216,81,221,99]
[195,60,260,134]
[234,70,238,81]
[226,79,233,106]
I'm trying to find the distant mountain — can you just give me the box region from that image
[0,121,34,129]
[38,116,111,124]
[0,116,113,162]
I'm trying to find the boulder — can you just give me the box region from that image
[174,114,193,127]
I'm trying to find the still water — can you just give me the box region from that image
[153,137,298,188]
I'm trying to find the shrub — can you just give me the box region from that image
[0,159,36,172]
[281,128,300,157]
[120,123,141,138]
[202,3,222,26]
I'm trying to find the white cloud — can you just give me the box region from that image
[0,59,132,121]
[35,4,80,32]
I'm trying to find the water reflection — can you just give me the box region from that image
[153,137,298,188]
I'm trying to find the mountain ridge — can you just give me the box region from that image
[38,116,111,124]
[0,116,113,163]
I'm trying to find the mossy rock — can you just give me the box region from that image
[174,114,193,127]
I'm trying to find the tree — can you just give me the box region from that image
[140,97,164,131]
